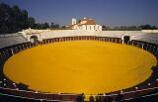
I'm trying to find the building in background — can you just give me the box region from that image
[68,17,102,31]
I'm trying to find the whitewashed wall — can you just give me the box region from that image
[38,30,143,39]
[142,30,158,33]
[34,30,158,44]
[0,30,158,49]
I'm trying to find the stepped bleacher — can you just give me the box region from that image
[0,33,28,49]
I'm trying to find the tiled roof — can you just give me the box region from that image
[79,19,96,25]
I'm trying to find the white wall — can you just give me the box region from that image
[38,30,142,38]
[1,29,158,49]
[142,30,158,33]
[35,30,158,44]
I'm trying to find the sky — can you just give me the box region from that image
[1,0,158,26]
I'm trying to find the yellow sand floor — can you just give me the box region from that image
[4,40,157,95]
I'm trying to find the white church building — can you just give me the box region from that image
[69,17,102,31]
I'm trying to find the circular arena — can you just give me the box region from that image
[0,35,158,102]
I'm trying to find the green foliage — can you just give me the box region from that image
[0,3,31,34]
[139,24,157,30]
[28,17,35,28]
[50,22,60,29]
[102,24,158,31]
[0,3,60,34]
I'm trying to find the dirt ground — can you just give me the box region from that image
[4,40,157,95]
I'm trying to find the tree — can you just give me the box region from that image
[139,24,152,29]
[0,3,35,34]
[28,17,35,28]
[54,24,60,29]
[0,3,61,34]
[50,22,60,29]
[61,26,66,29]
[139,24,157,30]
[0,3,12,34]
[43,22,50,29]
[50,22,54,28]
[102,25,111,30]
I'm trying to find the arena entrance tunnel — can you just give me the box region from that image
[30,35,39,44]
[123,35,130,44]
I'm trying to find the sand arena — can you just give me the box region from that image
[4,40,157,95]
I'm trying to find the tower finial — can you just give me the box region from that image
[72,18,77,25]
[84,17,87,19]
